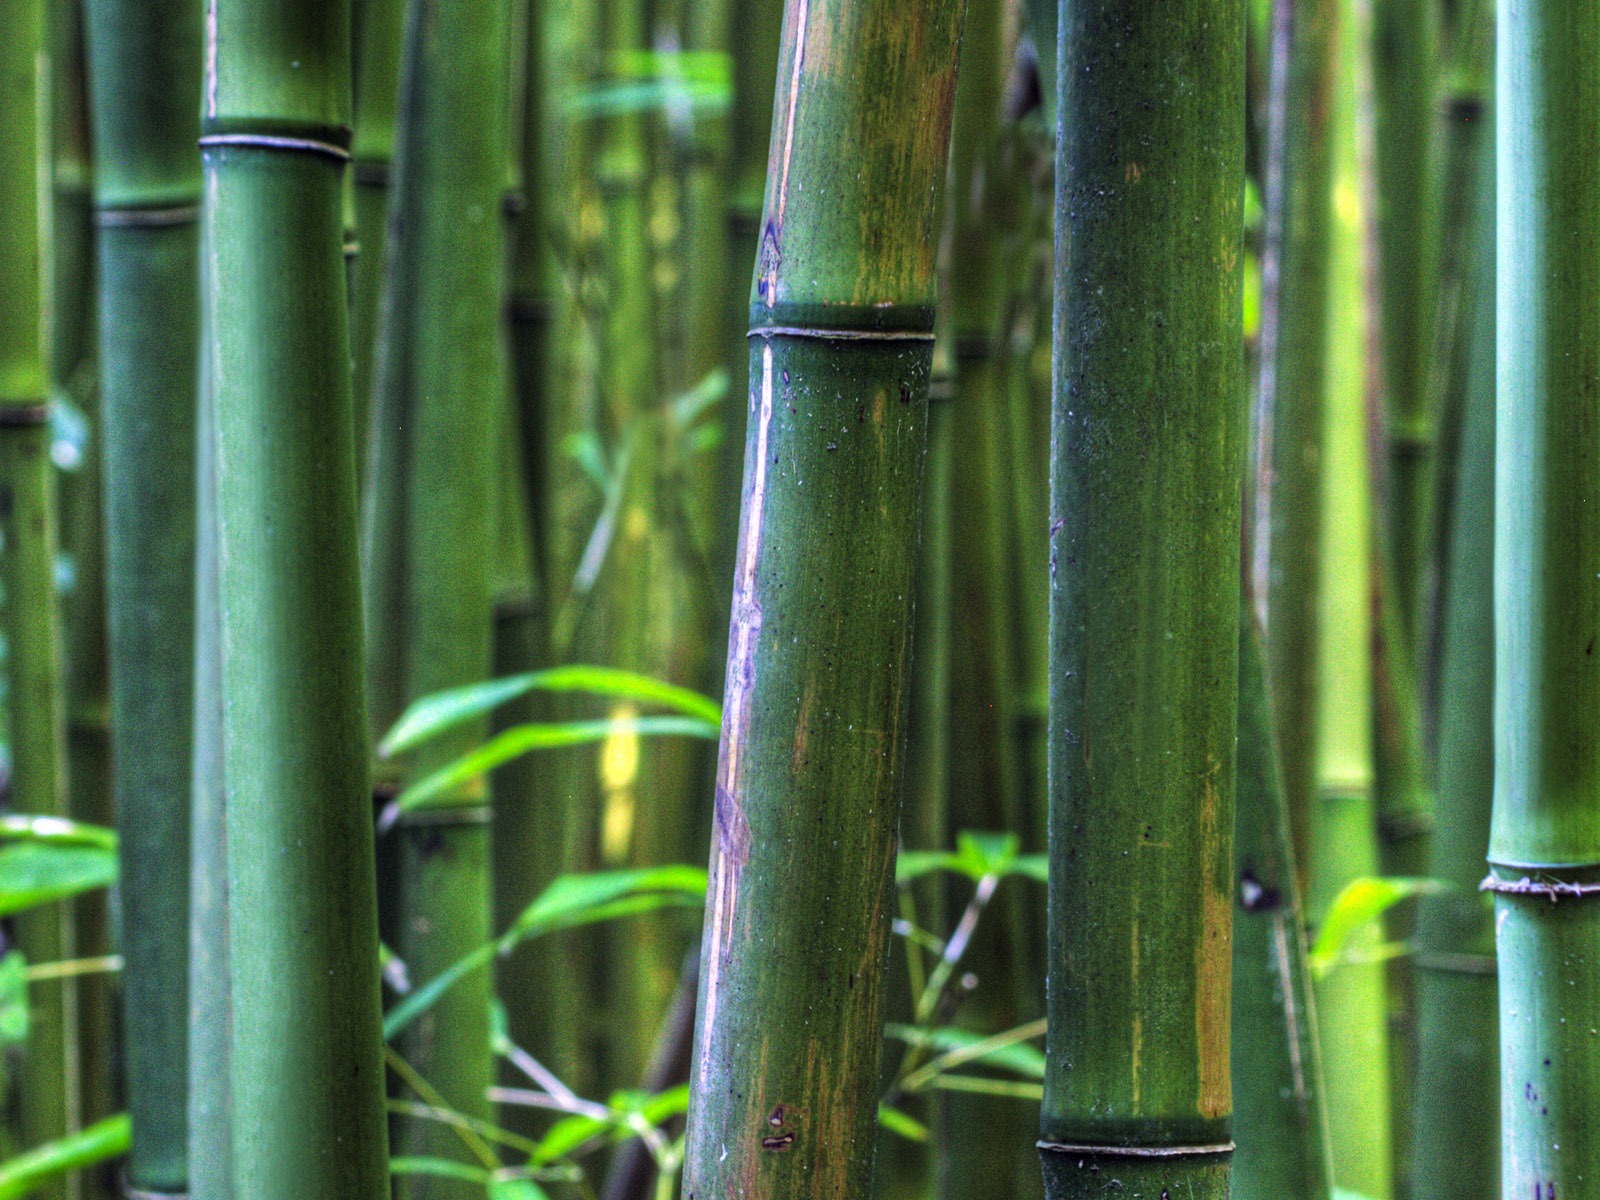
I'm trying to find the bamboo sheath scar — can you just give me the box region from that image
[1042,3,1245,1198]
[681,1,963,1197]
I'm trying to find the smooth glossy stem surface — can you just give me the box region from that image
[1041,3,1244,1198]
[82,0,203,1187]
[203,2,390,1195]
[1491,2,1600,1192]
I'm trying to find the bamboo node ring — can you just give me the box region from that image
[1480,874,1600,902]
[748,326,935,343]
[95,204,201,229]
[198,133,352,163]
[1037,1141,1234,1160]
[0,403,51,428]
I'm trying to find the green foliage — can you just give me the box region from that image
[1309,875,1448,976]
[0,843,117,917]
[895,830,1045,885]
[0,1114,131,1200]
[0,952,26,1049]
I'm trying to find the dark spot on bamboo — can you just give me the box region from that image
[768,1104,785,1126]
[1587,637,1594,656]
[1238,868,1280,912]
[826,441,838,451]
[899,382,912,404]
[761,1132,796,1151]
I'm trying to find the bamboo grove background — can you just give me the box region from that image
[0,0,1581,1197]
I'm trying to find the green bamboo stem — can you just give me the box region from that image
[1308,28,1391,1189]
[187,291,231,1200]
[201,1,390,1194]
[1255,0,1338,876]
[1489,2,1600,1193]
[349,0,404,477]
[81,2,203,1190]
[1371,0,1439,650]
[1041,4,1244,1198]
[363,1,509,1190]
[680,0,964,1194]
[1232,608,1335,1200]
[940,1,1037,1194]
[1409,117,1495,1200]
[50,4,114,1175]
[589,0,710,1092]
[1,2,77,1190]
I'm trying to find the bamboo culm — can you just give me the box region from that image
[202,1,391,1194]
[0,2,77,1189]
[1040,3,1245,1198]
[1489,1,1600,1192]
[681,0,964,1194]
[81,0,203,1190]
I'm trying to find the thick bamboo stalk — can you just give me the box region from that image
[1040,4,1244,1198]
[681,1,964,1194]
[201,2,390,1195]
[1232,608,1334,1200]
[1409,118,1496,1200]
[1489,2,1600,1193]
[81,2,203,1190]
[1,2,77,1191]
[365,1,509,1191]
[1256,0,1338,873]
[50,4,114,1176]
[1308,27,1391,1188]
[186,287,232,1200]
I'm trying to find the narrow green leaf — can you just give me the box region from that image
[895,851,962,884]
[876,1105,930,1143]
[667,369,729,430]
[0,814,117,850]
[884,1022,1048,1080]
[1008,854,1048,883]
[0,843,118,916]
[489,1180,550,1200]
[1309,876,1447,971]
[381,666,721,758]
[389,1157,491,1185]
[567,80,730,119]
[0,1114,131,1200]
[609,49,732,87]
[384,869,708,1041]
[392,716,717,817]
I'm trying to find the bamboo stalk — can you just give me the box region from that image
[186,270,231,1200]
[1371,0,1440,648]
[1489,1,1600,1192]
[50,4,114,1178]
[349,0,404,478]
[365,1,509,1191]
[680,0,964,1193]
[1256,0,1339,874]
[939,1,1038,1194]
[81,1,203,1190]
[201,1,390,1194]
[1,2,78,1191]
[1409,114,1496,1200]
[1040,4,1244,1198]
[1308,18,1391,1187]
[1232,607,1335,1199]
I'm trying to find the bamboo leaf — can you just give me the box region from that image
[895,851,962,883]
[532,1085,689,1166]
[0,1114,131,1200]
[381,666,721,758]
[1309,876,1446,973]
[885,1022,1048,1080]
[385,869,708,1041]
[389,1157,491,1185]
[0,814,117,850]
[667,369,729,430]
[0,843,118,916]
[876,1105,930,1143]
[567,80,729,120]
[1008,854,1048,883]
[609,49,732,87]
[923,1075,1043,1100]
[389,716,717,819]
[489,1181,550,1200]
[561,431,612,493]
[955,830,1020,876]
